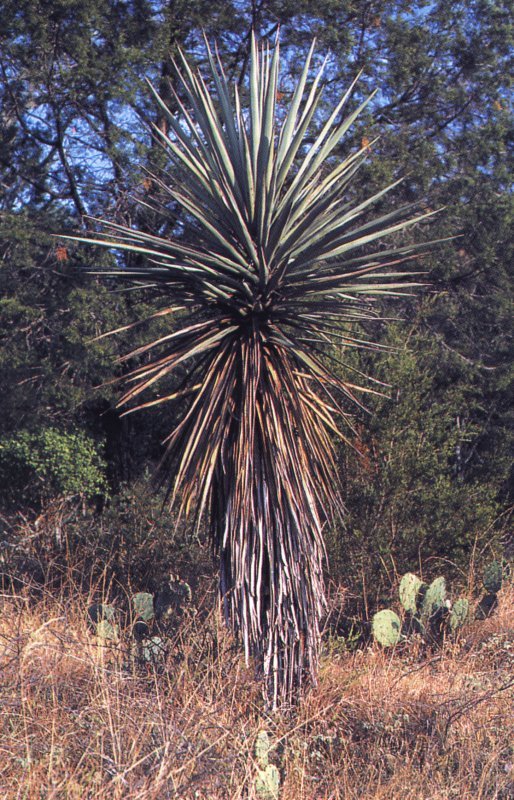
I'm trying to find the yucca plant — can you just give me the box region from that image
[70,36,436,706]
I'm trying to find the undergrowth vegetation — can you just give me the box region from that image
[1,504,512,799]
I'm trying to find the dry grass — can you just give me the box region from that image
[1,577,513,799]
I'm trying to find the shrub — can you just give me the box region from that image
[0,427,108,508]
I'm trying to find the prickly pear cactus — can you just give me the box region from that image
[132,592,154,622]
[88,603,119,641]
[372,609,402,647]
[483,561,503,594]
[88,602,116,623]
[96,619,119,642]
[254,731,280,800]
[399,573,424,614]
[421,577,446,618]
[449,598,469,632]
[155,577,192,623]
[141,636,166,663]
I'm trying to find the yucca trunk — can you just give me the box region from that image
[211,336,328,704]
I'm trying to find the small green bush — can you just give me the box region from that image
[0,427,108,508]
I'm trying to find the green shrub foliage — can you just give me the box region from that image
[0,428,108,508]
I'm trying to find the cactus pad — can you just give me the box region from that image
[449,598,469,632]
[482,561,503,594]
[96,619,119,641]
[132,592,154,622]
[88,603,118,641]
[254,731,279,799]
[254,765,280,800]
[399,573,424,613]
[155,577,192,621]
[142,636,166,663]
[372,609,402,647]
[421,577,446,618]
[255,730,271,768]
[88,603,116,624]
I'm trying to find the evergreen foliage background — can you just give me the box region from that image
[0,0,512,600]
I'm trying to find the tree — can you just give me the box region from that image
[0,0,232,487]
[71,36,435,704]
[1,0,511,605]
